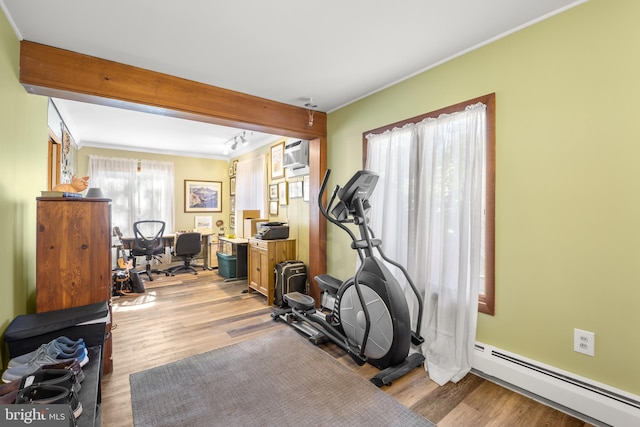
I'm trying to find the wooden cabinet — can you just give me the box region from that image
[35,197,113,373]
[248,238,296,305]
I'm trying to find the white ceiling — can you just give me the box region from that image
[1,0,585,159]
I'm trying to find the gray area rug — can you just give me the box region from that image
[130,327,434,427]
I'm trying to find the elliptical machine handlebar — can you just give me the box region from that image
[318,169,360,246]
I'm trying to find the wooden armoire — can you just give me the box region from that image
[35,197,113,373]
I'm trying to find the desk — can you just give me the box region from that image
[121,233,217,270]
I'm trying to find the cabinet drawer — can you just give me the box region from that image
[250,239,270,250]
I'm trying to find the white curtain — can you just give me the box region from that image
[365,103,486,386]
[88,156,137,236]
[138,159,175,233]
[88,156,175,236]
[235,155,267,217]
[366,124,414,291]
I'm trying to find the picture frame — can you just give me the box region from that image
[228,165,234,177]
[230,177,236,196]
[270,142,285,179]
[233,160,238,176]
[303,175,310,202]
[278,181,288,205]
[269,200,279,215]
[194,215,213,233]
[184,180,222,213]
[289,181,303,199]
[269,184,279,200]
[229,214,236,229]
[230,195,236,211]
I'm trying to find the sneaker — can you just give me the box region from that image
[2,347,89,383]
[16,383,82,421]
[8,339,88,369]
[20,368,81,393]
[54,339,87,356]
[55,336,85,349]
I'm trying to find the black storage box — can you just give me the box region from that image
[4,300,109,359]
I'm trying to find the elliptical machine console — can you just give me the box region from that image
[273,169,425,386]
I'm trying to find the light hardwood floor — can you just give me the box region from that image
[100,269,593,426]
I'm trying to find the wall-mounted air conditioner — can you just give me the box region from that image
[284,139,309,177]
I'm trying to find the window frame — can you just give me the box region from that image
[362,93,495,315]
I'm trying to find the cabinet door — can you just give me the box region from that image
[249,245,270,296]
[36,199,112,312]
[258,249,270,295]
[248,246,262,291]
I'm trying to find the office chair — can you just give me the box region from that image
[165,232,202,276]
[131,220,166,281]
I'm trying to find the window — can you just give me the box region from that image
[235,155,267,217]
[88,156,175,237]
[363,93,495,315]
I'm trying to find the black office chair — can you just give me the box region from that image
[131,220,166,281]
[165,232,202,276]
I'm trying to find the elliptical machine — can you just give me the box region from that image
[273,169,425,386]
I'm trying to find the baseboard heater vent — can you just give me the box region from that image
[473,343,640,426]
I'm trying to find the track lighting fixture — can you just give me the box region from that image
[223,131,249,154]
[232,131,248,147]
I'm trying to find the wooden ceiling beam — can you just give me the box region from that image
[19,40,326,140]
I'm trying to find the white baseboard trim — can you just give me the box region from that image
[473,342,640,427]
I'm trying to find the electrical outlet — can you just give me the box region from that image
[574,328,595,357]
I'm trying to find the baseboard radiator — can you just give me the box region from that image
[473,342,640,427]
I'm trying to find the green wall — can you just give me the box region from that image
[0,9,48,366]
[327,0,640,395]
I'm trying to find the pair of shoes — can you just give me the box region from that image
[2,339,89,384]
[8,337,86,368]
[41,358,85,384]
[20,368,81,394]
[15,383,81,425]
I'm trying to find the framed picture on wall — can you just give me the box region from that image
[269,184,278,200]
[194,216,213,232]
[270,142,285,179]
[289,181,303,199]
[230,177,236,196]
[229,214,236,229]
[269,200,279,215]
[184,180,222,213]
[278,181,288,205]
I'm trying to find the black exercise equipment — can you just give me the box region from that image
[273,169,425,386]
